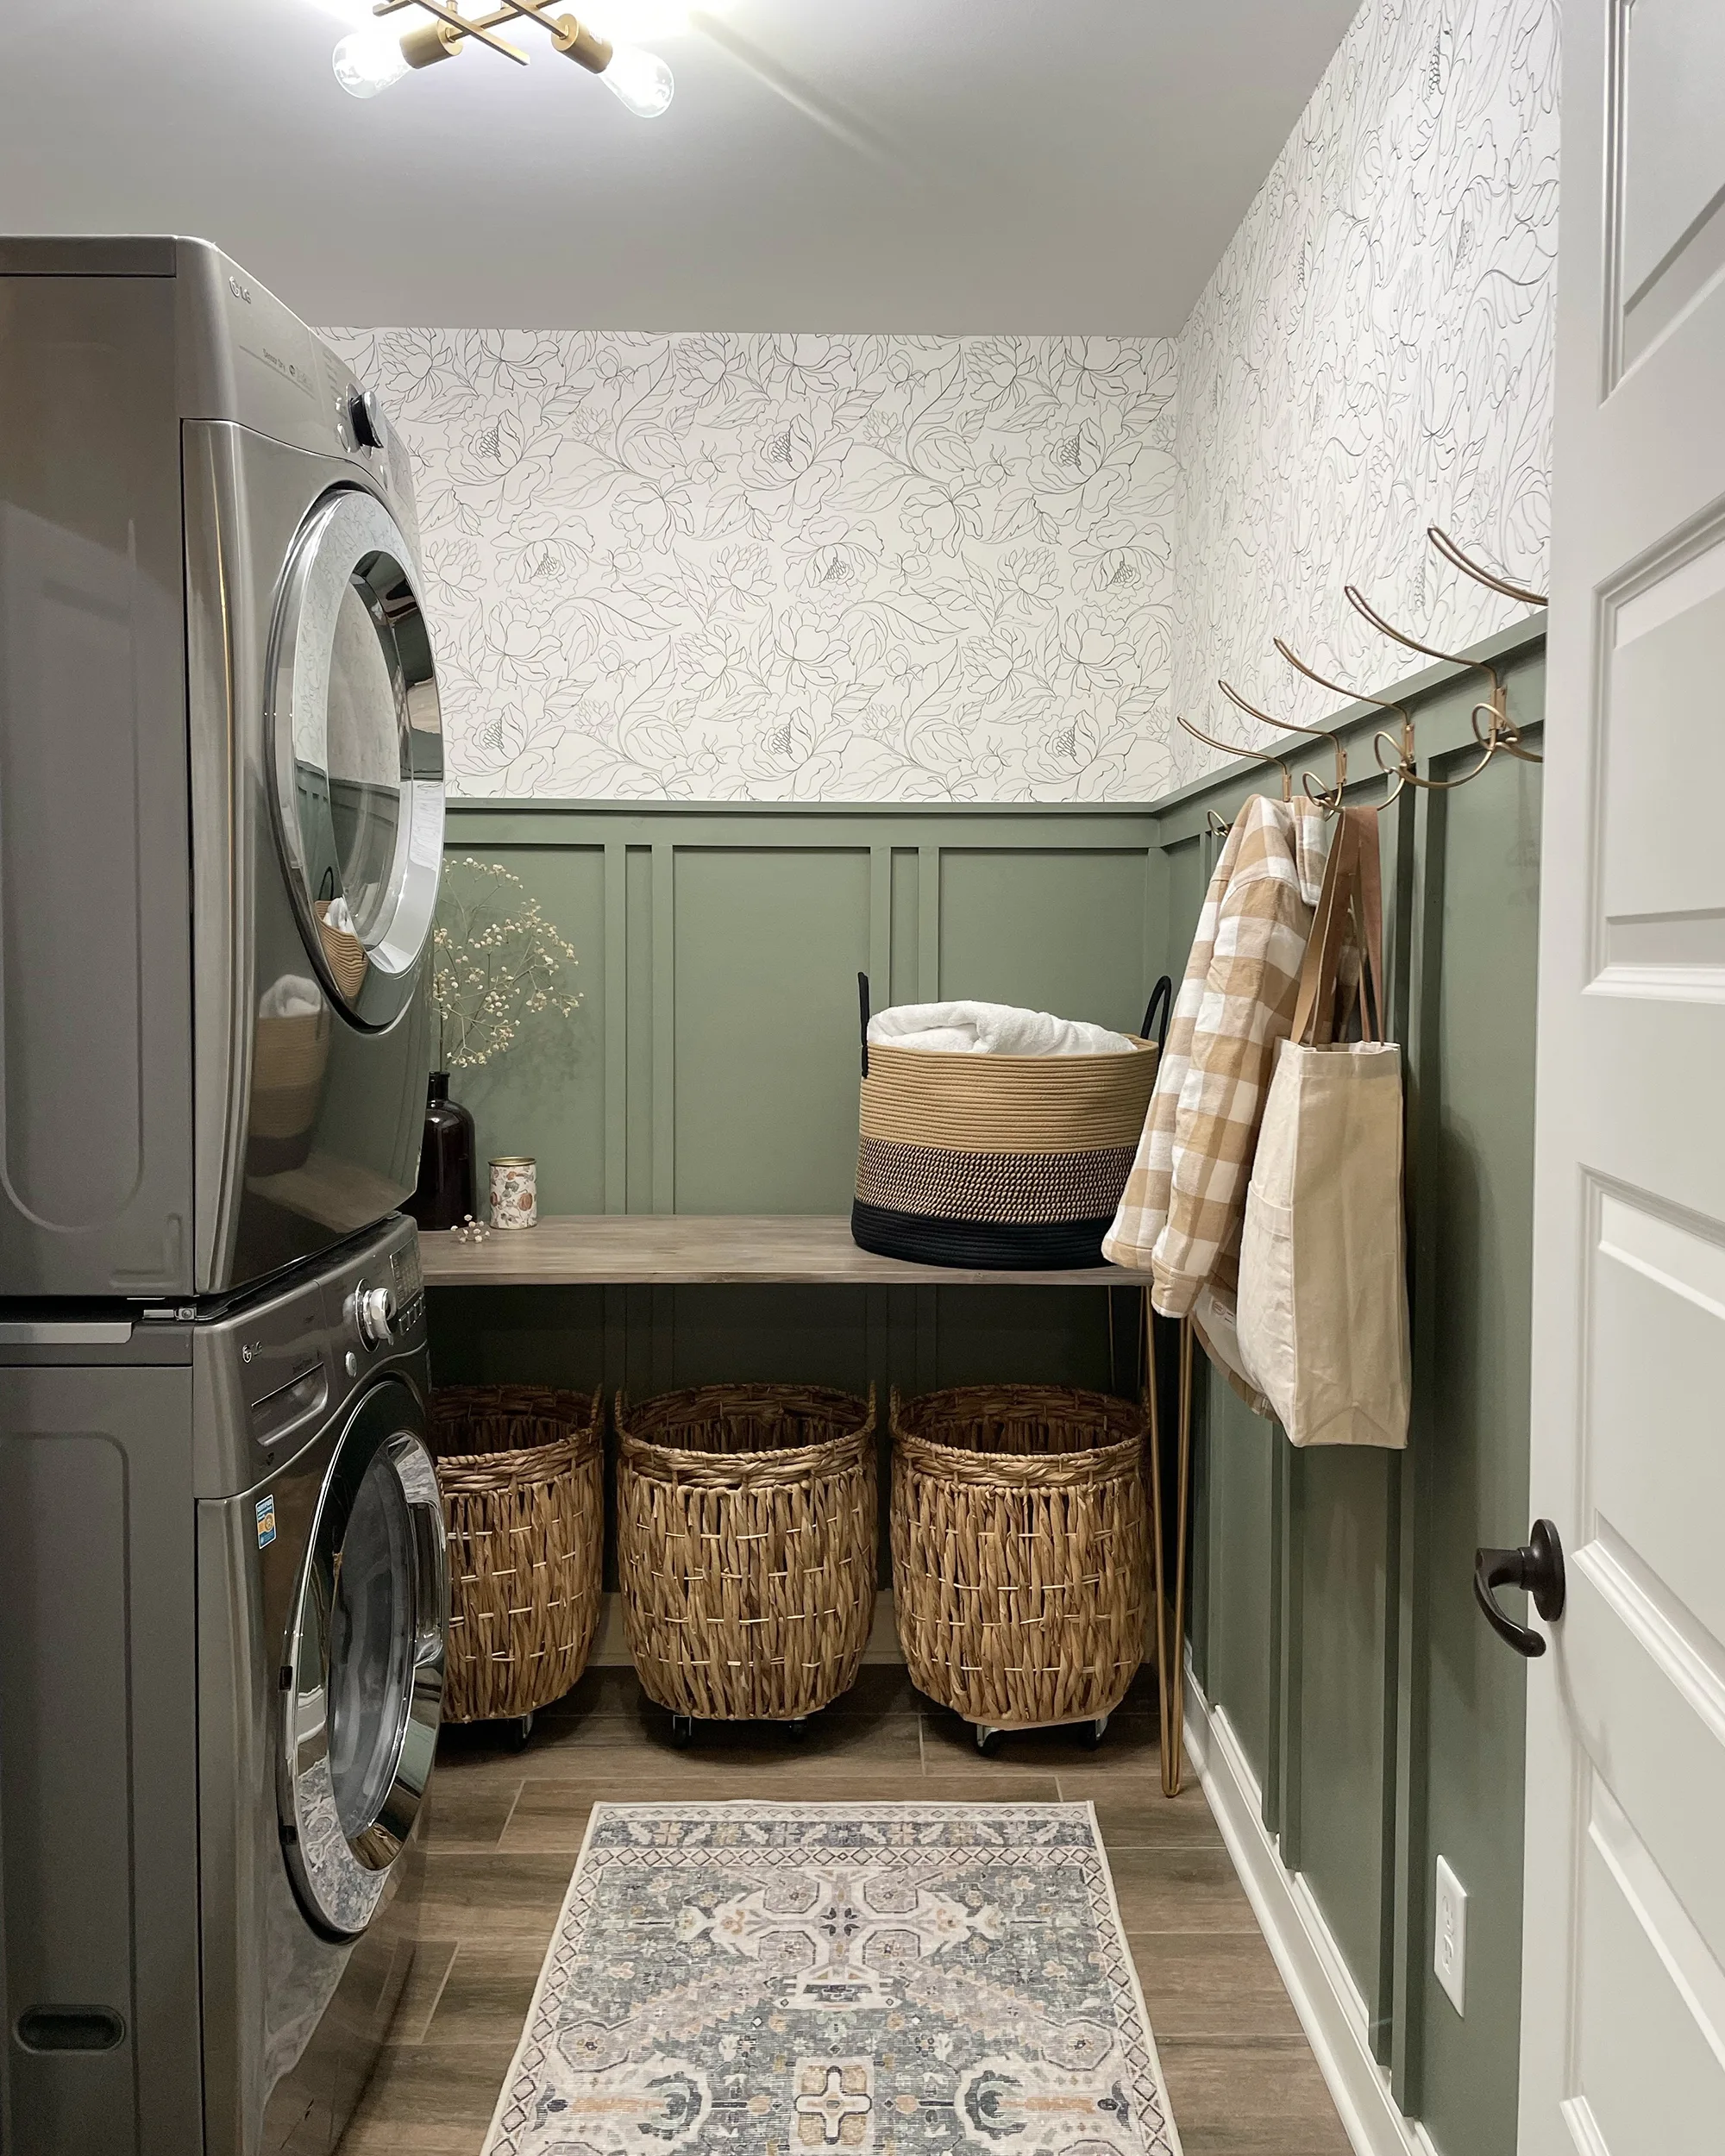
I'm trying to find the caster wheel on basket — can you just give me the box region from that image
[670,1714,696,1748]
[1079,1715,1109,1751]
[975,1726,1004,1758]
[510,1712,535,1752]
[785,1718,810,1741]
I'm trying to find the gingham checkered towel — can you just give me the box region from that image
[1103,792,1330,1322]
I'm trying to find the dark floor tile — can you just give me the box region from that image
[1077,1788,1221,1845]
[425,1943,544,2048]
[1127,1931,1304,2041]
[1106,1844,1259,1934]
[1157,2038,1352,2154]
[391,1940,460,2046]
[345,2039,512,2130]
[422,1774,523,1852]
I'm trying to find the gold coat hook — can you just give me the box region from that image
[1273,637,1412,810]
[1427,525,1547,609]
[1344,550,1542,787]
[1218,679,1346,812]
[1176,712,1293,800]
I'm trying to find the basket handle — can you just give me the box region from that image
[857,971,870,1078]
[1141,975,1174,1051]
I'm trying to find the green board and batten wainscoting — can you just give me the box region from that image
[426,617,1544,2156]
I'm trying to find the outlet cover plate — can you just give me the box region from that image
[1434,1854,1468,2015]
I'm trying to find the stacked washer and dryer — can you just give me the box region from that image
[0,239,451,2154]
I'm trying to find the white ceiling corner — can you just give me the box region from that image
[2,0,1364,331]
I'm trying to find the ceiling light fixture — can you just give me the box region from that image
[332,0,674,114]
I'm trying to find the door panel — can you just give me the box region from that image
[1522,4,1725,2149]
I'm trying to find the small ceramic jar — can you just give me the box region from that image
[488,1156,537,1229]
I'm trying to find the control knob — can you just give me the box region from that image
[354,1282,395,1350]
[348,387,385,450]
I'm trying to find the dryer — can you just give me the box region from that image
[0,1213,447,2156]
[0,235,444,1298]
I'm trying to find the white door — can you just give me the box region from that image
[1518,3,1725,2150]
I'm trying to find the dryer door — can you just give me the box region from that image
[283,1380,448,1939]
[268,488,444,1031]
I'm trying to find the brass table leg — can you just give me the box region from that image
[1148,1300,1195,1798]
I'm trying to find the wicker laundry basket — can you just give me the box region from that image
[615,1385,878,1730]
[427,1385,605,1728]
[891,1384,1151,1746]
[851,977,1167,1270]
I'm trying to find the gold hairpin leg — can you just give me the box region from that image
[1148,1302,1195,1798]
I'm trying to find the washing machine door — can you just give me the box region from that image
[268,487,444,1031]
[283,1381,448,1939]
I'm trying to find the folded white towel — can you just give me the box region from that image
[259,975,323,1021]
[868,1000,1135,1057]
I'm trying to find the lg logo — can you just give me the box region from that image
[228,274,253,304]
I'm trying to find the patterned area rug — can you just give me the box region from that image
[482,1802,1181,2155]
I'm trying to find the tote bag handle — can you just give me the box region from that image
[1291,808,1386,1048]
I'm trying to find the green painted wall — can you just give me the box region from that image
[424,621,1544,2156]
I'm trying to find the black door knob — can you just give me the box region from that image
[1474,1519,1565,1658]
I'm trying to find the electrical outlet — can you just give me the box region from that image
[1434,1855,1468,2015]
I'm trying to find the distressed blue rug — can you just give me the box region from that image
[482,1801,1181,2155]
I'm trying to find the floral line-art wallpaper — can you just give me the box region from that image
[325,0,1561,805]
[322,329,1179,802]
[1170,0,1560,784]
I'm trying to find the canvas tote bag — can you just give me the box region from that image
[1236,806,1410,1449]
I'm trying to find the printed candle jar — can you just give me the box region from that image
[489,1156,537,1229]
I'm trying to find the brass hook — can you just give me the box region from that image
[1218,678,1346,812]
[1176,712,1293,801]
[1273,637,1412,810]
[1342,583,1540,781]
[1427,525,1547,609]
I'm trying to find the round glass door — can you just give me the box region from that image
[268,488,445,1030]
[282,1383,448,1939]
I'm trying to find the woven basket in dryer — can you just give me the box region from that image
[427,1385,605,1737]
[851,976,1167,1270]
[890,1384,1152,1751]
[615,1385,878,1737]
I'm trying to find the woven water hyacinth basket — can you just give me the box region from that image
[890,1384,1152,1745]
[850,979,1166,1270]
[615,1385,878,1729]
[427,1386,604,1728]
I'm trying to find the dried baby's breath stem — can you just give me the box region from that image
[432,857,581,1069]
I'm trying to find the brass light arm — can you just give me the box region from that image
[372,0,528,62]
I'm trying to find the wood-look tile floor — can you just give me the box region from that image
[343,1667,1351,2156]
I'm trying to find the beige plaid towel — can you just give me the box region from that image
[1104,793,1330,1338]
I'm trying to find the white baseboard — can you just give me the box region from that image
[590,1589,906,1667]
[1184,1667,1429,2156]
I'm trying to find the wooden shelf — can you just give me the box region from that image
[418,1214,1151,1289]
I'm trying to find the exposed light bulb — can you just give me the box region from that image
[333,25,411,97]
[599,43,674,117]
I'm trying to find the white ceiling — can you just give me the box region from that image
[1,0,1363,332]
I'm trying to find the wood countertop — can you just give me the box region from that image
[418,1214,1151,1288]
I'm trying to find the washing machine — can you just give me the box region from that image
[0,1213,447,2155]
[0,235,444,1299]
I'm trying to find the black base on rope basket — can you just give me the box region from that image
[974,1714,1110,1754]
[666,1712,815,1746]
[850,1200,1114,1270]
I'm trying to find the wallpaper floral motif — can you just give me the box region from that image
[325,0,1560,805]
[321,329,1178,801]
[1170,0,1561,783]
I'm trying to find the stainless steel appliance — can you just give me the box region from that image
[0,1213,446,2156]
[0,235,445,1298]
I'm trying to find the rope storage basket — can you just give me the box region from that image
[427,1385,605,1724]
[615,1385,878,1724]
[851,980,1166,1270]
[891,1384,1152,1734]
